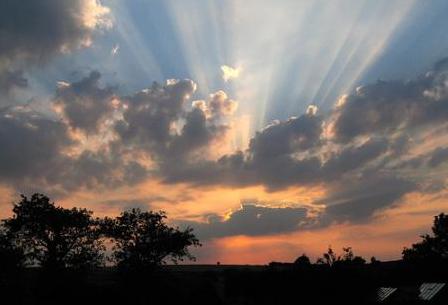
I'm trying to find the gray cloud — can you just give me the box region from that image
[0,0,111,110]
[0,70,28,93]
[55,71,115,133]
[331,61,448,142]
[179,203,309,240]
[115,79,197,153]
[249,113,322,159]
[0,105,148,193]
[0,0,110,67]
[162,129,390,191]
[322,138,389,178]
[116,80,235,164]
[428,147,448,167]
[0,106,73,185]
[162,112,324,190]
[321,175,416,223]
[98,196,176,212]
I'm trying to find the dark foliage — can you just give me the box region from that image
[0,224,24,273]
[3,193,104,269]
[294,253,311,266]
[403,213,448,262]
[316,246,366,266]
[102,208,201,269]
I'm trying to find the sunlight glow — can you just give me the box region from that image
[133,0,418,136]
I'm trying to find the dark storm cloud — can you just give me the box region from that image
[0,0,110,66]
[179,203,309,239]
[55,71,115,133]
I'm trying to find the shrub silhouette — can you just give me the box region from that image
[294,253,311,266]
[316,246,366,266]
[403,212,448,261]
[4,193,104,269]
[316,246,338,265]
[102,208,201,270]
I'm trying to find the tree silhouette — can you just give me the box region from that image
[316,246,365,266]
[0,224,24,273]
[4,193,104,269]
[294,253,311,267]
[103,208,200,269]
[338,247,366,266]
[316,246,338,266]
[403,213,448,261]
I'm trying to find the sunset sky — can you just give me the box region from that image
[2,0,448,264]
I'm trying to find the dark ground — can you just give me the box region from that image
[1,261,447,305]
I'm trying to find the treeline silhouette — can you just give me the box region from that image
[0,193,447,305]
[0,193,200,272]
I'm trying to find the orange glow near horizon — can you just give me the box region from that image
[1,180,447,264]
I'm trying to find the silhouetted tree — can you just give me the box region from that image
[403,213,448,261]
[294,253,311,267]
[316,246,365,266]
[4,193,104,269]
[338,247,366,266]
[370,256,380,265]
[103,208,200,270]
[316,246,338,266]
[0,224,24,274]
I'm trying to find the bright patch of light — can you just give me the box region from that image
[111,44,119,56]
[221,65,242,82]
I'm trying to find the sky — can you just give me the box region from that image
[1,0,448,264]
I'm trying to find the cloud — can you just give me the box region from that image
[321,137,389,179]
[221,65,242,82]
[159,58,448,225]
[427,147,448,167]
[329,61,448,143]
[0,106,73,186]
[179,203,309,239]
[249,112,322,159]
[0,70,28,93]
[3,54,448,231]
[321,175,416,223]
[0,0,111,107]
[98,196,176,212]
[115,79,198,154]
[0,0,111,66]
[115,80,237,164]
[0,105,147,193]
[55,71,116,134]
